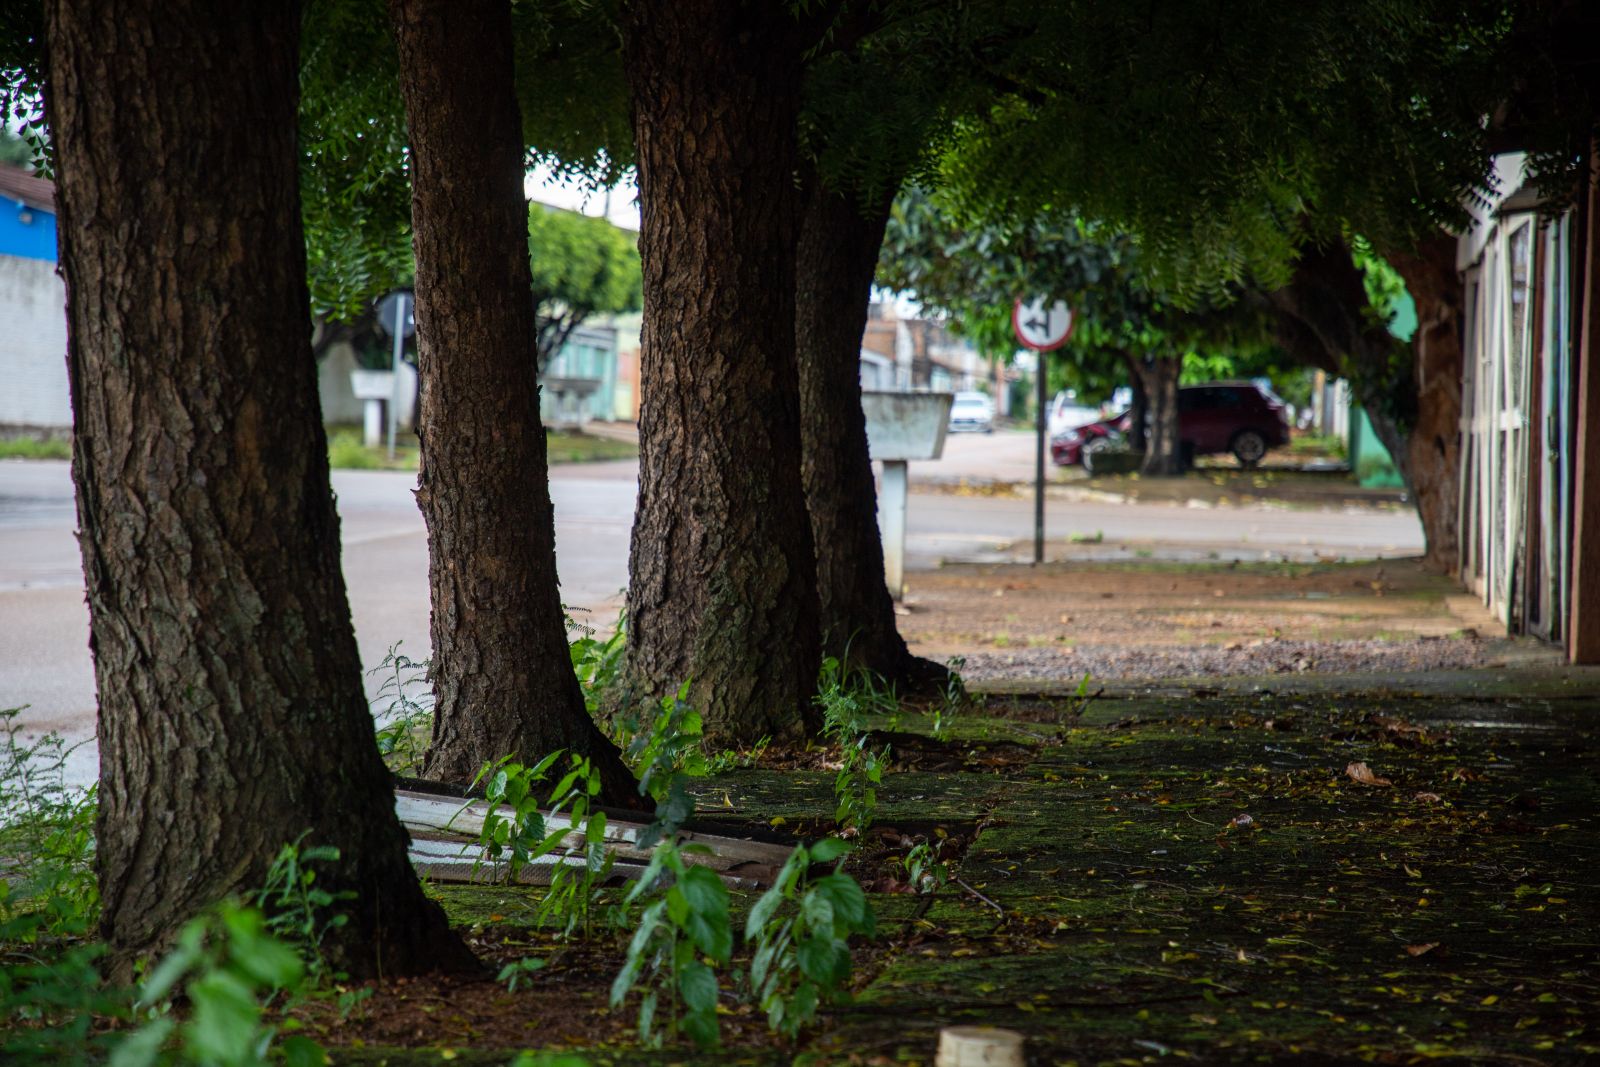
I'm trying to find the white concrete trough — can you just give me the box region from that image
[861,391,953,600]
[543,375,603,430]
[395,785,791,890]
[349,369,397,447]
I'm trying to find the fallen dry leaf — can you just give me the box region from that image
[1405,943,1439,957]
[1345,761,1392,787]
[1413,791,1443,804]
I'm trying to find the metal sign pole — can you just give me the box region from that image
[1012,296,1073,569]
[1035,351,1046,565]
[387,294,406,461]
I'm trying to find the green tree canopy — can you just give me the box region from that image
[878,188,1278,399]
[527,202,642,368]
[929,0,1511,294]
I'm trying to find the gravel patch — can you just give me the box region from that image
[958,636,1516,683]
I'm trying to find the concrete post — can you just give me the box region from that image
[881,459,908,601]
[362,398,384,448]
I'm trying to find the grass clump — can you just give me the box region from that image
[0,438,70,461]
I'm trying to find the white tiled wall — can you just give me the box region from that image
[0,253,70,431]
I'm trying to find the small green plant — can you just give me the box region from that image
[568,609,628,713]
[930,656,968,740]
[744,838,876,1040]
[614,683,713,844]
[370,645,433,775]
[0,709,120,1063]
[814,659,893,833]
[112,901,324,1067]
[0,708,99,937]
[250,835,356,985]
[622,682,709,797]
[610,839,732,1049]
[471,751,615,939]
[497,956,548,993]
[472,750,566,880]
[897,839,951,895]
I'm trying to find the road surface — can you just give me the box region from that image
[0,434,1420,784]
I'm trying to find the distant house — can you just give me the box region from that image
[860,302,983,394]
[540,319,624,427]
[0,162,70,437]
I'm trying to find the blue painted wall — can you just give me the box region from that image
[0,197,57,262]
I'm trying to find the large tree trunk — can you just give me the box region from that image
[1266,240,1440,552]
[43,0,472,978]
[1122,351,1149,452]
[797,179,948,692]
[619,0,822,742]
[1386,235,1464,574]
[1138,356,1184,475]
[389,0,637,802]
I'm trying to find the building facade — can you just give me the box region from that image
[0,162,70,437]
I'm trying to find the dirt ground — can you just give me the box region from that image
[896,557,1555,684]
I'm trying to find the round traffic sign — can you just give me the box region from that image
[375,289,416,340]
[1012,296,1074,351]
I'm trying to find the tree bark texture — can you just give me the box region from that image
[1138,356,1184,475]
[1122,351,1149,452]
[1265,241,1453,558]
[796,180,948,692]
[389,0,637,802]
[1386,235,1465,573]
[620,0,822,742]
[44,0,472,978]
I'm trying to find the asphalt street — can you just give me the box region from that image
[0,431,1421,785]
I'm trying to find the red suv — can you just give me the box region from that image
[1051,381,1290,469]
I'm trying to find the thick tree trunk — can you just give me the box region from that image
[1266,240,1442,555]
[389,0,637,802]
[797,180,948,692]
[1122,351,1149,452]
[1139,356,1184,475]
[1386,235,1465,574]
[43,0,472,978]
[619,1,822,742]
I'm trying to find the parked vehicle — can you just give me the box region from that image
[1048,391,1101,438]
[947,390,995,433]
[1051,381,1289,469]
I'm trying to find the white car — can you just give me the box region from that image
[1049,391,1101,438]
[947,391,995,433]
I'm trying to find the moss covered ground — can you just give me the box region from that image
[333,668,1598,1065]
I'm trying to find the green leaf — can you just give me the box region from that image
[678,865,728,915]
[745,884,785,941]
[636,990,657,1043]
[184,969,262,1066]
[530,749,566,778]
[750,940,779,991]
[801,892,834,932]
[811,874,870,930]
[106,1019,175,1067]
[682,1006,721,1050]
[809,838,851,864]
[678,959,719,1013]
[796,936,849,986]
[138,930,203,1007]
[610,954,643,1008]
[279,1034,328,1067]
[684,909,733,963]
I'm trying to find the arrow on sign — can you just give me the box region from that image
[1012,296,1074,351]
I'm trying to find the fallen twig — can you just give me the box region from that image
[954,876,1005,914]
